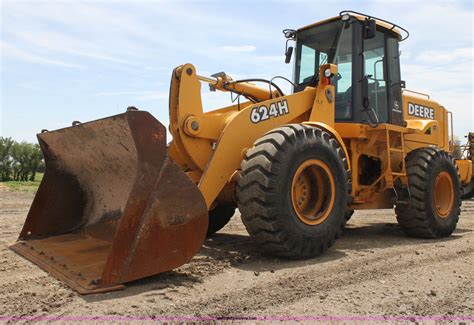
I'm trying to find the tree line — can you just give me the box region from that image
[0,137,44,182]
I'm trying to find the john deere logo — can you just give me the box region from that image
[408,102,434,120]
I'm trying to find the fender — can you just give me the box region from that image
[303,121,351,171]
[405,119,438,134]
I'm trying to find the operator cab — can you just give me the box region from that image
[286,11,409,127]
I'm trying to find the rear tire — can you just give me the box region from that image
[395,148,461,238]
[207,204,235,236]
[237,124,351,258]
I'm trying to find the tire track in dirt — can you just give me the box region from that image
[0,273,74,316]
[0,188,74,317]
[154,244,473,316]
[275,258,473,317]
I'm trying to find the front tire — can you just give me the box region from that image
[395,148,461,238]
[237,124,351,258]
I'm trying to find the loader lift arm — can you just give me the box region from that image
[168,64,339,208]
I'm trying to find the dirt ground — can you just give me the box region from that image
[0,185,473,319]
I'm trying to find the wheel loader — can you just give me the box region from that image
[10,10,474,294]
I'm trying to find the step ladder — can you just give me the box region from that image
[352,126,408,204]
[386,128,407,187]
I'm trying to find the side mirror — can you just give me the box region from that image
[285,46,293,64]
[361,76,370,109]
[363,18,376,39]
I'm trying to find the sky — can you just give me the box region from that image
[0,0,473,143]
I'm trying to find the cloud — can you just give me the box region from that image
[402,46,473,94]
[2,2,174,55]
[416,47,473,65]
[136,91,168,101]
[218,45,257,53]
[253,55,285,62]
[94,90,168,101]
[10,30,132,65]
[0,41,83,69]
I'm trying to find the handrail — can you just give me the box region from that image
[402,89,430,99]
[447,109,454,153]
[339,10,410,41]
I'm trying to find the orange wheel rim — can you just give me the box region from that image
[433,171,454,218]
[291,159,335,225]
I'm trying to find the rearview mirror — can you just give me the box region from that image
[363,18,376,39]
[285,46,293,64]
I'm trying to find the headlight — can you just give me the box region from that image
[324,68,332,78]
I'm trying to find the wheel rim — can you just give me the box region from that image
[433,171,454,218]
[291,159,336,225]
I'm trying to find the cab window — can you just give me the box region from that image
[363,31,388,122]
[333,24,353,120]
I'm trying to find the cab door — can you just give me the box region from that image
[358,27,403,126]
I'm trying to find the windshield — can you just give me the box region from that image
[295,20,351,85]
[294,19,354,119]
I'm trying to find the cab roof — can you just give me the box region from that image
[297,11,409,41]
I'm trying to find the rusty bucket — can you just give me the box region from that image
[10,111,208,294]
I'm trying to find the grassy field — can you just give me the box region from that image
[0,172,44,193]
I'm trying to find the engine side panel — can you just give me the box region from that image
[402,91,450,152]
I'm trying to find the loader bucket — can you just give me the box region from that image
[10,111,208,294]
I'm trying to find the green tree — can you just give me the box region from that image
[11,142,26,181]
[0,137,44,182]
[9,141,43,181]
[28,144,43,181]
[0,137,15,181]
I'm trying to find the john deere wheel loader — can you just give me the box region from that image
[11,10,474,294]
